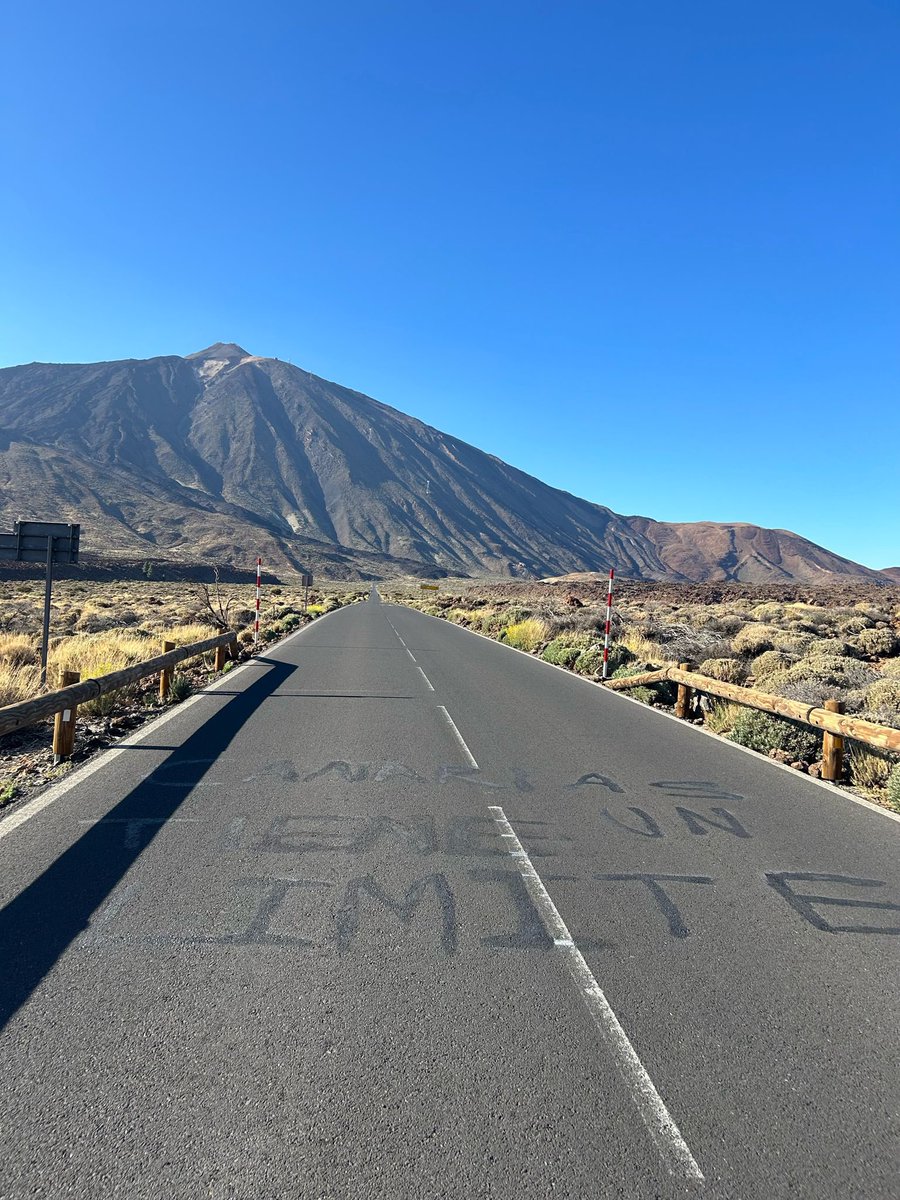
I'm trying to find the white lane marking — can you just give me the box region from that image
[437,705,478,769]
[416,665,435,692]
[394,604,900,828]
[0,615,336,845]
[81,883,141,946]
[487,804,705,1184]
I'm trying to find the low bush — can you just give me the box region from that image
[849,745,895,793]
[502,619,547,652]
[806,638,858,661]
[573,647,603,676]
[168,674,193,703]
[864,678,900,713]
[0,634,38,667]
[773,631,816,655]
[750,650,793,685]
[698,657,748,684]
[887,764,900,812]
[732,624,779,655]
[728,708,821,762]
[541,635,590,668]
[855,627,899,658]
[704,701,744,734]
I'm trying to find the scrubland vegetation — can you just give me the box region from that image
[387,579,900,812]
[0,577,366,804]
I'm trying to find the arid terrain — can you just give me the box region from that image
[384,577,900,811]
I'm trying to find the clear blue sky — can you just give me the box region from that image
[2,1,897,568]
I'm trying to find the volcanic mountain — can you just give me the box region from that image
[0,344,885,582]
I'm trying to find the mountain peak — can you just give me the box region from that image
[185,342,250,362]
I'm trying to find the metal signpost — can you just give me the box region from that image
[0,521,81,686]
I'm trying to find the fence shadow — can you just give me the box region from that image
[0,657,294,1033]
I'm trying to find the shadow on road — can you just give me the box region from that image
[0,656,294,1034]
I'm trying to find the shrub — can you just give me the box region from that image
[773,631,816,656]
[732,624,779,655]
[0,662,40,707]
[649,622,732,663]
[880,659,900,679]
[542,635,590,668]
[849,745,895,793]
[751,602,788,624]
[574,647,603,676]
[704,701,744,734]
[0,634,38,667]
[855,627,899,658]
[864,678,900,713]
[750,650,793,685]
[807,638,858,660]
[887,764,900,813]
[503,619,547,652]
[168,674,193,703]
[728,708,821,762]
[698,657,748,684]
[775,657,878,694]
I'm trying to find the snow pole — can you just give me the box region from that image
[601,568,615,679]
[254,557,262,645]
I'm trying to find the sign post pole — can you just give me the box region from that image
[40,536,54,687]
[254,558,262,645]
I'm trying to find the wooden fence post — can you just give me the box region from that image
[214,642,226,672]
[52,670,81,762]
[675,662,693,720]
[822,699,845,782]
[159,640,176,701]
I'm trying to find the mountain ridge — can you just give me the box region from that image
[0,345,887,583]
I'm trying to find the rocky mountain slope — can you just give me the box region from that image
[0,343,885,582]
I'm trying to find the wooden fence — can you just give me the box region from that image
[604,661,900,781]
[0,631,237,759]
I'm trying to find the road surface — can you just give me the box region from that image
[0,591,897,1198]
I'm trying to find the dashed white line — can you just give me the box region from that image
[487,804,704,1184]
[437,705,479,769]
[416,665,435,691]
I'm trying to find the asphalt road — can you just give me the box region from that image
[0,591,897,1199]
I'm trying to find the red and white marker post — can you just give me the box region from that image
[254,557,262,645]
[601,568,615,679]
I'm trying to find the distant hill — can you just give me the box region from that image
[0,343,886,583]
[879,568,900,585]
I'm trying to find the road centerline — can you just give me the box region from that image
[487,803,705,1185]
[437,705,479,769]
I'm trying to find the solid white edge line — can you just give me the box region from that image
[437,704,479,768]
[385,604,900,827]
[0,608,346,844]
[487,803,704,1184]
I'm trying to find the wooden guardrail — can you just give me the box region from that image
[0,631,237,758]
[604,661,900,780]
